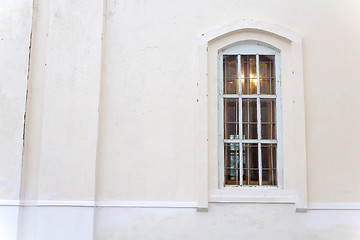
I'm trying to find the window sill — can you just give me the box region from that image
[209,188,295,203]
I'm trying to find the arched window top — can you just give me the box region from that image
[198,20,301,45]
[220,41,280,55]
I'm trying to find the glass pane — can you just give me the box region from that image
[241,55,257,95]
[225,123,238,139]
[262,170,276,186]
[261,99,276,139]
[224,143,240,185]
[242,124,257,140]
[224,99,239,139]
[261,144,276,186]
[223,55,238,94]
[243,143,259,185]
[259,55,275,78]
[261,124,276,139]
[260,78,270,95]
[242,98,257,139]
[261,144,276,169]
[260,55,275,95]
[249,170,259,185]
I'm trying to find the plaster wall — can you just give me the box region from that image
[97,0,360,203]
[21,0,103,201]
[0,207,19,240]
[9,0,360,206]
[0,204,359,240]
[18,207,94,240]
[1,0,360,239]
[0,0,32,200]
[94,204,360,240]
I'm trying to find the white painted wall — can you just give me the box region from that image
[96,0,198,202]
[1,0,360,239]
[95,204,360,240]
[19,207,94,240]
[21,0,104,201]
[0,0,32,201]
[0,207,19,240]
[97,0,360,203]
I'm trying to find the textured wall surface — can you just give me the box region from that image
[95,204,360,240]
[98,0,360,203]
[21,0,103,201]
[0,0,32,201]
[1,0,360,239]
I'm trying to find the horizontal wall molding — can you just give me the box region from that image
[0,200,21,206]
[1,200,360,210]
[0,200,197,208]
[308,202,360,210]
[23,200,95,207]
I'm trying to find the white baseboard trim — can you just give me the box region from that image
[0,200,197,208]
[0,200,20,206]
[2,200,359,210]
[23,200,95,207]
[308,202,360,210]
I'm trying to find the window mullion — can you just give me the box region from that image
[256,55,260,95]
[238,55,243,186]
[256,54,262,186]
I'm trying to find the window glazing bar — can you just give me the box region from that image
[271,144,274,184]
[224,139,277,144]
[223,94,240,98]
[223,94,276,99]
[238,54,243,186]
[258,142,262,186]
[271,96,273,140]
[256,55,260,96]
[256,55,262,186]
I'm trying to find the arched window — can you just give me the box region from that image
[196,20,307,211]
[219,42,281,187]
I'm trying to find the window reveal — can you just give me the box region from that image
[222,54,277,186]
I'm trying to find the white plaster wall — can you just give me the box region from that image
[0,207,19,240]
[19,207,94,240]
[95,204,360,240]
[1,0,360,239]
[36,0,103,200]
[97,0,360,203]
[300,1,360,202]
[21,0,104,201]
[0,0,32,200]
[96,0,198,201]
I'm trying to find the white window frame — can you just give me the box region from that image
[196,20,307,211]
[218,43,282,189]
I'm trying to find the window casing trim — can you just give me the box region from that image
[196,20,307,211]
